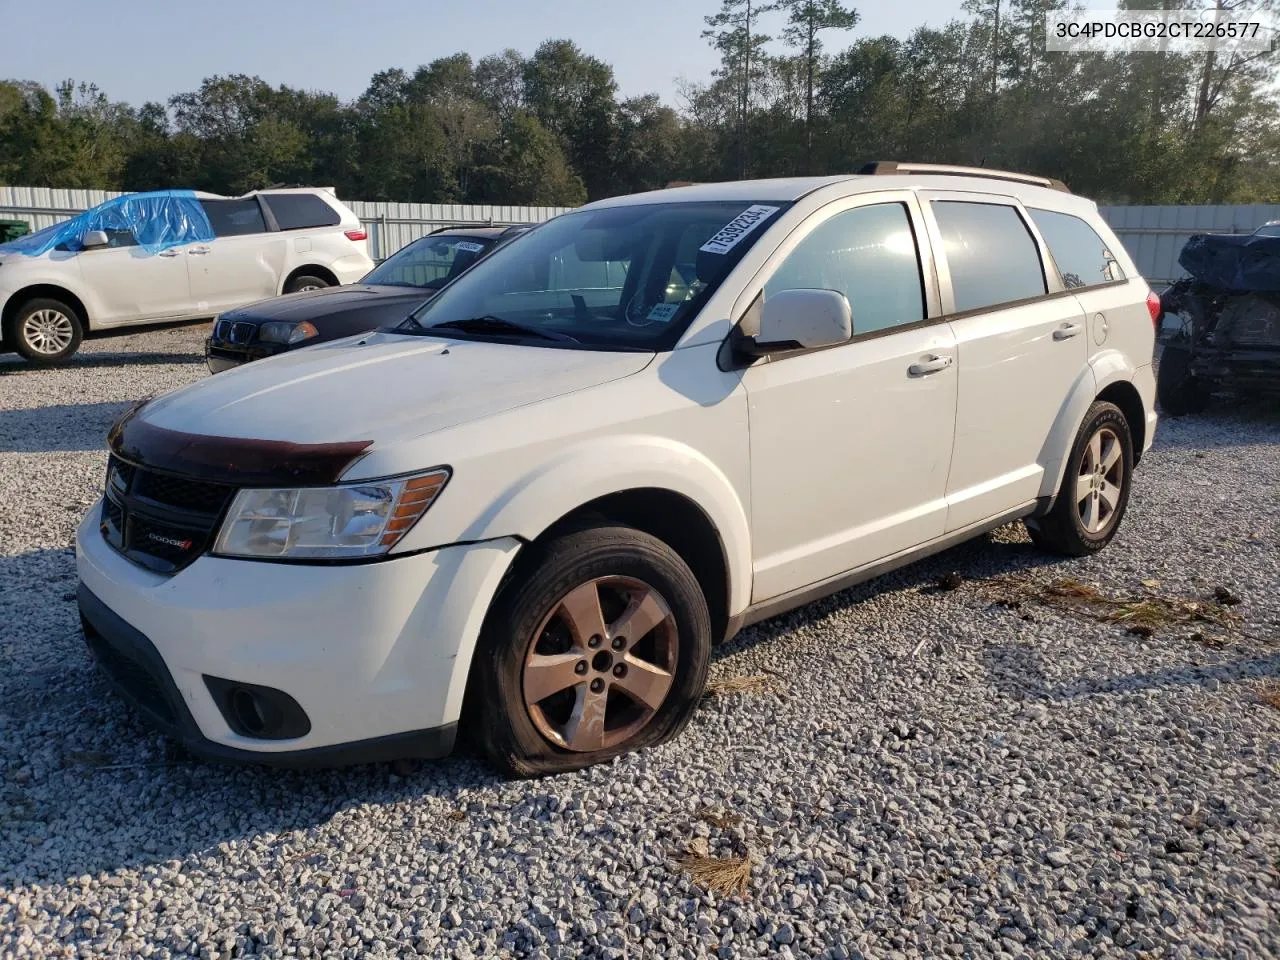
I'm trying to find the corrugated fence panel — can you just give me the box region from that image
[0,187,572,261]
[1099,203,1280,288]
[6,187,1280,283]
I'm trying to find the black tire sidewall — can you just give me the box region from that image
[1061,402,1135,551]
[285,274,330,294]
[472,525,711,778]
[8,298,84,364]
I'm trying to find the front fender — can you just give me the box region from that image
[1036,349,1136,500]
[452,435,754,618]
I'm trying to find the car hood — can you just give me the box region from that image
[221,284,434,323]
[137,331,655,447]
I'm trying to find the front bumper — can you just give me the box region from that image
[204,335,286,373]
[76,502,521,764]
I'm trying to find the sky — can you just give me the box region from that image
[0,0,966,108]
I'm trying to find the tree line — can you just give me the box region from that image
[0,0,1276,207]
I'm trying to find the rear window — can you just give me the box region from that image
[1028,208,1125,289]
[931,201,1047,313]
[200,199,267,237]
[264,193,342,231]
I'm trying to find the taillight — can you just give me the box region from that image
[345,229,368,241]
[1146,290,1162,327]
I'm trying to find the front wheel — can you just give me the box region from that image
[471,525,711,778]
[6,297,84,364]
[1026,401,1135,557]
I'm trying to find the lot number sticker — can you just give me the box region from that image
[699,205,781,255]
[647,303,680,323]
[455,241,485,253]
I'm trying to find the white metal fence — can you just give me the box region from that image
[3,186,1278,283]
[0,186,573,261]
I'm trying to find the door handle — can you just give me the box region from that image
[1053,321,1084,340]
[188,247,209,256]
[158,249,179,258]
[908,354,954,377]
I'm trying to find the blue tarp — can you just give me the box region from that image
[0,190,215,257]
[1178,232,1280,294]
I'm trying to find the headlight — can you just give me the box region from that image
[212,469,449,560]
[259,320,319,344]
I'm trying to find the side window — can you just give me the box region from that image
[765,202,925,334]
[1028,208,1125,289]
[200,199,267,237]
[263,194,342,231]
[102,229,138,248]
[931,201,1046,312]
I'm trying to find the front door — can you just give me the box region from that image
[743,193,958,602]
[76,232,193,325]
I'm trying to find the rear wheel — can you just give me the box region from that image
[6,297,84,364]
[471,524,711,778]
[285,273,331,294]
[1026,401,1134,557]
[1157,340,1211,416]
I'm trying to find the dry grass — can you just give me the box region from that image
[980,576,1242,635]
[703,673,780,698]
[1258,680,1280,712]
[673,838,756,897]
[697,805,744,830]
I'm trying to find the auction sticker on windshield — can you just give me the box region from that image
[700,205,780,255]
[455,241,485,253]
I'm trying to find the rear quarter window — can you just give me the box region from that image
[1028,208,1126,289]
[931,201,1047,313]
[264,194,342,231]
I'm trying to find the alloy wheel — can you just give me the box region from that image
[1076,426,1124,534]
[22,309,74,356]
[522,576,678,752]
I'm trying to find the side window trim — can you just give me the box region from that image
[256,194,281,233]
[729,189,943,346]
[915,189,1063,317]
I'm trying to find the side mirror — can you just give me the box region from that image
[81,230,110,250]
[740,288,853,357]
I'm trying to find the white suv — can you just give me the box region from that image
[76,164,1158,776]
[0,187,372,364]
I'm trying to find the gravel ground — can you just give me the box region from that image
[1,325,1278,959]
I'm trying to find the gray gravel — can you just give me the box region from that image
[2,325,1278,959]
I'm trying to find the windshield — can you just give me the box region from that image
[1254,224,1280,238]
[363,234,495,288]
[403,200,790,349]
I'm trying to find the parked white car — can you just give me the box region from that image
[76,163,1158,776]
[0,187,372,363]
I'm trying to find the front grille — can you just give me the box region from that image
[214,319,259,344]
[101,455,236,574]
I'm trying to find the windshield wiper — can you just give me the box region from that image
[421,315,579,343]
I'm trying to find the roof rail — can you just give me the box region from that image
[858,161,1070,193]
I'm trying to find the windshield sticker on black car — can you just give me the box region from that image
[455,241,485,253]
[699,204,781,255]
[647,303,680,323]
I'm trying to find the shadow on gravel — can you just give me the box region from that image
[0,351,205,374]
[982,643,1280,702]
[0,401,131,453]
[718,526,1072,659]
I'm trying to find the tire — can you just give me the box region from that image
[284,273,331,294]
[1157,341,1210,416]
[5,297,84,364]
[1026,401,1135,557]
[470,524,712,778]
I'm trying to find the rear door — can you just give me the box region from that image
[918,193,1090,532]
[188,198,281,313]
[75,227,194,325]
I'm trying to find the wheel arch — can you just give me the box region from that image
[282,264,338,294]
[1,284,91,341]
